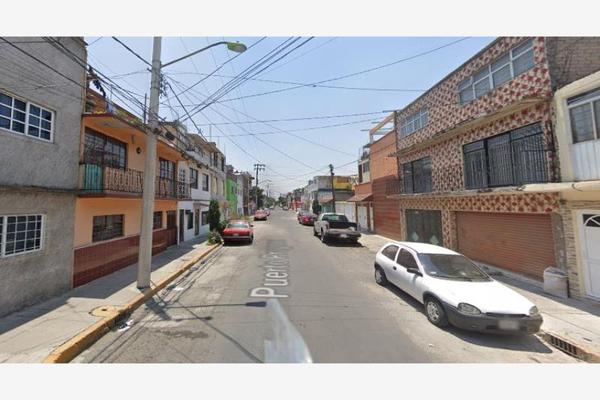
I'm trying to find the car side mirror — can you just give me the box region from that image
[406,267,422,277]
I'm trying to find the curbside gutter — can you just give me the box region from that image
[43,243,222,363]
[538,329,600,363]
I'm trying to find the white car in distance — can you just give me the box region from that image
[374,242,542,334]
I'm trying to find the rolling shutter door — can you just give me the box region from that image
[456,212,555,280]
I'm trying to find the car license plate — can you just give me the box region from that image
[498,320,519,330]
[340,234,348,238]
[233,233,239,236]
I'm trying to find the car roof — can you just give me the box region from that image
[383,241,459,255]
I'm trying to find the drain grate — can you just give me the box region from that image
[547,334,581,358]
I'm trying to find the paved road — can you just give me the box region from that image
[74,209,575,363]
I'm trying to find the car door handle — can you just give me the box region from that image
[393,266,397,270]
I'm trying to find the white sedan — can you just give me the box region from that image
[374,241,542,334]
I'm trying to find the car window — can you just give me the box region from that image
[227,223,248,228]
[398,249,419,269]
[381,245,399,261]
[322,214,348,222]
[417,253,491,281]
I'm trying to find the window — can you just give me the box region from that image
[463,122,548,189]
[202,174,210,191]
[159,158,175,180]
[83,129,127,169]
[153,211,163,230]
[0,91,53,141]
[189,168,198,189]
[381,245,399,261]
[0,214,43,257]
[221,157,225,172]
[201,211,209,225]
[458,39,535,105]
[400,107,428,137]
[398,249,419,269]
[403,157,432,193]
[92,215,124,242]
[567,87,600,143]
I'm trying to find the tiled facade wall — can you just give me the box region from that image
[395,37,553,150]
[397,192,560,250]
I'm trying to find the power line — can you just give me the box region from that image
[180,37,315,123]
[111,37,151,66]
[258,37,338,76]
[193,37,472,105]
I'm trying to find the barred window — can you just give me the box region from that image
[403,157,432,193]
[190,168,199,189]
[0,215,43,257]
[153,211,163,230]
[568,87,600,143]
[83,129,127,168]
[0,91,53,141]
[202,173,209,191]
[92,215,124,242]
[201,211,209,225]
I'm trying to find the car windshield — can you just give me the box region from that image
[227,223,248,228]
[322,214,348,222]
[417,253,491,281]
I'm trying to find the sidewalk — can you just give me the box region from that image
[0,236,217,363]
[359,232,600,361]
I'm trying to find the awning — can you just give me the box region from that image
[346,193,373,202]
[319,195,333,204]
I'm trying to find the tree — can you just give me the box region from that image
[312,199,321,214]
[208,200,221,231]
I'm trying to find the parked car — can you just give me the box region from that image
[254,209,268,221]
[222,220,254,244]
[313,213,361,244]
[373,241,543,334]
[298,211,316,226]
[264,208,271,216]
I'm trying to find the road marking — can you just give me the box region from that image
[250,243,291,299]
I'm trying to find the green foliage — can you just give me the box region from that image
[208,200,221,231]
[207,230,222,244]
[217,220,228,234]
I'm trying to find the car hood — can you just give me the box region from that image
[429,279,535,315]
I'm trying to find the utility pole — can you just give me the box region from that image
[329,163,336,213]
[253,163,265,209]
[137,37,162,290]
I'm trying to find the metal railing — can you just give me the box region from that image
[79,163,191,199]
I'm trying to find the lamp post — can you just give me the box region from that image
[137,38,246,290]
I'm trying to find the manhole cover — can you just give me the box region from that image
[90,305,120,317]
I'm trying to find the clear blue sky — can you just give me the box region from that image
[85,36,495,197]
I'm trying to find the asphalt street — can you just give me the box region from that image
[74,209,576,363]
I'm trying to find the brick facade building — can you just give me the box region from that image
[388,37,600,298]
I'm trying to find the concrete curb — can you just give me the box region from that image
[539,329,600,363]
[43,243,222,363]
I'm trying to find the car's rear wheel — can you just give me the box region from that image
[424,297,449,328]
[374,267,387,286]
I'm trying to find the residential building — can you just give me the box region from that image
[305,175,355,213]
[347,142,375,232]
[0,37,87,316]
[74,89,190,287]
[189,136,226,221]
[225,165,238,219]
[235,171,253,215]
[388,37,600,299]
[551,69,600,300]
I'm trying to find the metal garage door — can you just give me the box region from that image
[456,212,555,280]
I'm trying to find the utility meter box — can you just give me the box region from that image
[543,267,568,299]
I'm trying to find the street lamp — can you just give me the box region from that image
[137,38,247,290]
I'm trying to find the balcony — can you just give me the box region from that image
[79,163,191,199]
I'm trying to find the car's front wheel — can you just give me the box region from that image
[374,267,387,286]
[424,297,449,328]
[320,230,327,243]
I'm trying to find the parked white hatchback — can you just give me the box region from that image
[374,241,543,334]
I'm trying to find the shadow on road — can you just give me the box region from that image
[382,282,555,354]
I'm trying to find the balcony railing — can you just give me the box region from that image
[79,163,191,199]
